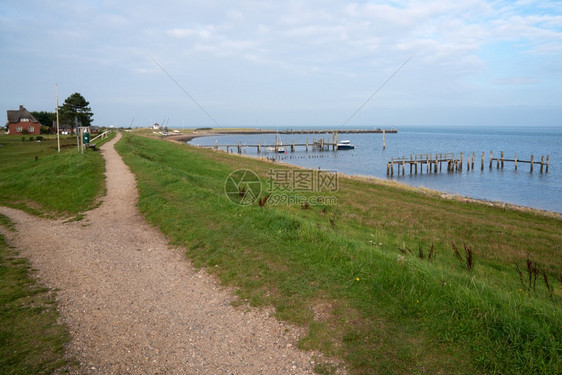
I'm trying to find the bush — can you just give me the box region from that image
[21,136,26,141]
[29,136,35,141]
[36,136,43,142]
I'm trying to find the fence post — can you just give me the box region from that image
[530,155,534,172]
[489,150,493,169]
[514,153,517,170]
[481,152,484,170]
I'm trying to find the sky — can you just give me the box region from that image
[1,0,562,128]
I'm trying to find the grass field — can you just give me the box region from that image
[0,133,114,217]
[0,214,72,374]
[116,134,561,374]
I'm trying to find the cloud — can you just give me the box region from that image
[1,0,562,126]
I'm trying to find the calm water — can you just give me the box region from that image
[190,126,562,213]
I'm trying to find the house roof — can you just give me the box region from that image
[7,105,40,124]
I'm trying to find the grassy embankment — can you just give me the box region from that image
[116,133,561,375]
[0,133,113,373]
[0,132,114,217]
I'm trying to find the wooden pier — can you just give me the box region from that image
[387,151,550,176]
[200,132,347,154]
[202,138,337,153]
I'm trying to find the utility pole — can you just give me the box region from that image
[75,117,80,152]
[55,84,61,153]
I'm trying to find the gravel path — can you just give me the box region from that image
[0,134,338,374]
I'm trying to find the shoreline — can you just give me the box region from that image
[175,137,561,219]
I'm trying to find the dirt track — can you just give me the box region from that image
[0,134,338,374]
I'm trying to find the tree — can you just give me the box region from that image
[31,111,56,130]
[59,92,94,127]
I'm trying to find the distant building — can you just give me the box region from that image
[60,124,73,135]
[152,123,160,130]
[6,105,41,135]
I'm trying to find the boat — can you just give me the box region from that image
[273,133,286,153]
[336,140,355,150]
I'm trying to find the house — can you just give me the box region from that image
[89,126,100,134]
[60,124,73,135]
[152,122,160,130]
[6,105,41,135]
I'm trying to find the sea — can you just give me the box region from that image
[188,126,562,214]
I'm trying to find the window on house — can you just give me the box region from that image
[28,126,35,132]
[21,118,30,122]
[16,126,22,132]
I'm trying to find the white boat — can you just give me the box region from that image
[337,140,355,150]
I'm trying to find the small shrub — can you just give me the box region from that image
[451,243,475,270]
[258,194,270,207]
[36,136,43,141]
[21,136,26,141]
[29,136,35,141]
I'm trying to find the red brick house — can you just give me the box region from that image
[6,105,41,135]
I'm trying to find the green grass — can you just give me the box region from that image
[0,133,113,217]
[116,133,561,375]
[0,214,72,374]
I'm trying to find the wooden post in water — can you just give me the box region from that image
[546,155,549,173]
[434,155,438,173]
[410,154,413,174]
[291,141,295,152]
[402,159,405,175]
[489,151,493,169]
[530,155,534,172]
[501,151,504,169]
[305,138,309,152]
[514,154,517,170]
[471,152,475,170]
[391,158,394,176]
[387,162,390,176]
[459,152,463,171]
[540,155,544,173]
[481,152,484,170]
[496,154,500,169]
[415,162,418,174]
[383,129,386,149]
